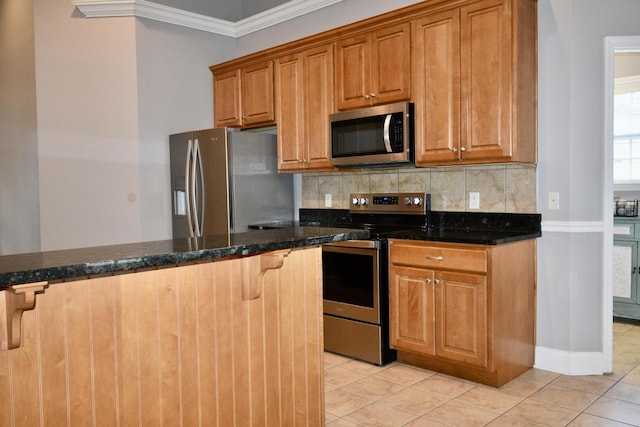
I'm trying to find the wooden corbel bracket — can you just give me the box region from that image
[0,282,48,350]
[242,250,291,301]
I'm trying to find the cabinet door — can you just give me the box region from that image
[213,69,241,127]
[413,10,461,165]
[335,34,370,110]
[435,271,487,367]
[275,46,334,172]
[370,23,411,105]
[275,53,305,170]
[389,266,436,355]
[613,240,638,303]
[459,0,512,161]
[241,61,275,127]
[303,45,334,170]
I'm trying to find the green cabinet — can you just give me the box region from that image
[613,219,640,319]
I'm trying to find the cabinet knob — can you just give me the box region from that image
[451,148,458,153]
[364,94,370,99]
[460,147,467,152]
[425,279,432,284]
[370,93,376,98]
[435,279,441,285]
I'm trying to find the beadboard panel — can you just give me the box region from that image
[0,247,324,426]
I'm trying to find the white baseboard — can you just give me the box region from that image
[534,346,606,376]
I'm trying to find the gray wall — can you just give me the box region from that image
[536,0,640,357]
[0,0,40,255]
[135,19,236,241]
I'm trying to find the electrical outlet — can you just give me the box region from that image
[469,192,480,209]
[548,192,560,210]
[324,193,332,208]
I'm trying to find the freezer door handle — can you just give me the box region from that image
[193,138,205,237]
[185,139,195,237]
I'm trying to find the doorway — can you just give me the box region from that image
[604,36,640,374]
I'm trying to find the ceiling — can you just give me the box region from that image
[148,0,293,21]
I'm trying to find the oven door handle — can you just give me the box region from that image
[323,240,379,249]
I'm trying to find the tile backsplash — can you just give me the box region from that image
[301,163,537,213]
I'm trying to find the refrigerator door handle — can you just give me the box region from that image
[190,139,200,237]
[194,138,205,237]
[185,139,195,237]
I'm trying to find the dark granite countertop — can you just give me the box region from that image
[0,226,368,289]
[385,228,541,245]
[253,210,542,246]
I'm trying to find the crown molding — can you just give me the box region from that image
[235,0,342,37]
[72,0,343,37]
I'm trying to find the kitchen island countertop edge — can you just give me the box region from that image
[0,226,369,288]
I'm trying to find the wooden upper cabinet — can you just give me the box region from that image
[275,45,335,172]
[210,0,537,167]
[335,22,411,110]
[212,60,275,128]
[414,0,537,166]
[242,61,275,127]
[213,69,242,127]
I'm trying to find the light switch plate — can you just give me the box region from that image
[548,192,560,210]
[469,192,480,209]
[324,194,332,208]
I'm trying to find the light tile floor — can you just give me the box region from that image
[324,321,640,426]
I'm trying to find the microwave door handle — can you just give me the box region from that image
[185,139,195,238]
[383,114,393,152]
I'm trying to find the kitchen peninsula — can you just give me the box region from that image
[0,227,366,426]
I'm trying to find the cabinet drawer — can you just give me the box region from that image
[614,221,637,240]
[389,241,487,273]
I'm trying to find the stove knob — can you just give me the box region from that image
[413,197,423,206]
[352,197,360,206]
[359,197,368,206]
[404,197,412,205]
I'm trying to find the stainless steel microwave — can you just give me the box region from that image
[329,102,414,167]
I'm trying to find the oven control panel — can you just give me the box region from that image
[349,192,430,214]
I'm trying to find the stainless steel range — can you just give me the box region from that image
[321,192,430,365]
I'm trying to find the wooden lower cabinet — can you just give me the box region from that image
[0,247,324,426]
[388,239,535,387]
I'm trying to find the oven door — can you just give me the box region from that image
[322,240,380,324]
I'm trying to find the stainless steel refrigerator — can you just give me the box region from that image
[170,128,293,238]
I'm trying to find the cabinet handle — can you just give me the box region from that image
[425,279,432,284]
[364,94,370,99]
[451,148,458,153]
[426,256,444,261]
[435,279,441,285]
[370,93,376,98]
[460,147,467,152]
[634,267,637,274]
